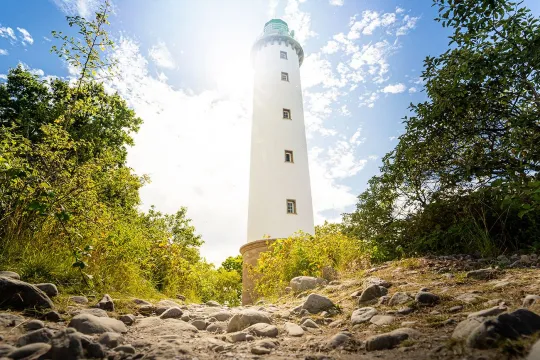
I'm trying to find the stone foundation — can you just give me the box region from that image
[239,239,276,305]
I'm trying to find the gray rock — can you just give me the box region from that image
[251,346,271,355]
[70,296,88,304]
[456,292,483,304]
[466,268,499,280]
[190,319,208,330]
[448,305,464,313]
[227,309,271,332]
[7,343,51,359]
[0,344,15,357]
[0,271,20,279]
[452,317,485,340]
[246,323,279,337]
[397,307,414,315]
[98,332,124,348]
[115,344,136,354]
[133,316,198,336]
[415,291,440,305]
[284,322,304,337]
[528,338,540,360]
[370,315,395,326]
[97,294,114,312]
[209,311,232,322]
[255,339,278,349]
[68,314,128,334]
[366,328,420,351]
[44,310,62,322]
[207,322,227,333]
[0,277,54,311]
[86,342,105,359]
[302,294,336,314]
[289,276,326,293]
[523,295,540,308]
[50,329,84,360]
[328,332,351,348]
[24,319,45,331]
[358,285,388,305]
[388,292,411,306]
[351,307,378,325]
[160,307,183,319]
[206,300,220,307]
[0,312,24,327]
[138,304,155,315]
[300,318,319,328]
[35,283,58,297]
[467,305,507,318]
[366,277,392,288]
[70,308,109,318]
[119,314,136,326]
[227,331,250,343]
[133,298,152,306]
[17,328,54,346]
[156,299,181,308]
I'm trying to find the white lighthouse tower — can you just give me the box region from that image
[240,19,314,304]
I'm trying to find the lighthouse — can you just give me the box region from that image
[240,19,315,304]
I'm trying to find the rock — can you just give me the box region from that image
[70,296,88,304]
[366,328,420,351]
[159,307,183,319]
[448,305,463,313]
[206,300,220,307]
[351,307,378,325]
[388,292,412,306]
[284,322,304,337]
[138,304,155,315]
[134,316,198,336]
[452,317,485,340]
[98,332,124,348]
[328,332,351,348]
[86,342,105,359]
[0,344,16,357]
[289,276,326,293]
[227,331,250,343]
[415,291,440,305]
[227,309,271,332]
[358,285,388,305]
[302,294,336,314]
[97,294,114,311]
[207,322,227,333]
[115,344,136,354]
[50,329,84,360]
[466,268,499,280]
[397,307,415,315]
[456,292,483,304]
[366,277,392,288]
[133,298,152,306]
[301,318,319,328]
[68,314,128,334]
[190,319,207,330]
[70,308,109,318]
[370,315,395,326]
[24,319,45,331]
[251,346,271,355]
[246,323,279,337]
[467,305,507,318]
[467,309,540,349]
[0,312,24,327]
[17,328,54,346]
[156,299,181,309]
[7,343,51,360]
[209,310,232,322]
[523,295,540,308]
[119,314,136,326]
[528,338,540,360]
[35,283,58,297]
[0,271,20,279]
[44,311,62,322]
[0,277,54,310]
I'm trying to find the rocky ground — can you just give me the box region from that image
[1,253,540,359]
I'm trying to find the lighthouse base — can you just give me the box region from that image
[239,239,276,305]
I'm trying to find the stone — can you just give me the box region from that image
[289,276,326,293]
[246,323,279,337]
[0,271,20,279]
[98,332,124,348]
[328,332,351,348]
[97,294,114,311]
[138,304,155,315]
[17,328,54,346]
[366,277,392,288]
[448,305,463,313]
[366,328,420,351]
[156,299,181,309]
[0,277,53,311]
[466,268,499,280]
[68,314,128,334]
[206,300,220,307]
[370,315,395,326]
[70,308,109,318]
[456,292,483,304]
[133,298,152,306]
[35,283,58,297]
[227,309,272,332]
[0,312,24,327]
[119,314,136,326]
[351,307,378,325]
[528,338,540,360]
[358,285,388,305]
[0,344,16,357]
[227,331,250,343]
[523,295,540,308]
[209,310,232,322]
[415,291,440,305]
[115,344,136,354]
[44,311,62,322]
[86,342,105,359]
[207,322,227,333]
[134,316,198,336]
[70,296,88,304]
[397,307,415,315]
[251,346,271,355]
[452,317,484,340]
[255,339,278,349]
[301,318,319,328]
[160,307,183,319]
[467,305,507,318]
[388,292,412,306]
[50,329,84,360]
[302,293,336,314]
[190,319,207,330]
[7,343,51,360]
[24,319,45,331]
[284,322,304,337]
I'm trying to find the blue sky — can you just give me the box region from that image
[2,0,539,264]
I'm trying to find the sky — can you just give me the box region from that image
[2,0,540,265]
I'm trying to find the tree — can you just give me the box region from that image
[221,255,243,280]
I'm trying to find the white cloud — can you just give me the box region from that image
[382,83,406,94]
[0,26,16,41]
[408,87,417,93]
[0,49,8,56]
[267,0,280,17]
[359,92,379,108]
[0,74,7,80]
[368,155,378,161]
[329,0,344,6]
[397,15,420,36]
[301,53,346,89]
[349,40,396,82]
[340,105,351,116]
[17,28,33,45]
[321,40,340,54]
[148,41,176,69]
[52,0,102,18]
[283,0,316,43]
[389,136,397,141]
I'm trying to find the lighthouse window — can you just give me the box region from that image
[281,72,289,81]
[285,150,294,163]
[283,108,291,119]
[287,200,297,214]
[280,51,288,59]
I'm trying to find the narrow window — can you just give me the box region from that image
[283,108,291,119]
[284,150,294,163]
[281,72,289,81]
[287,199,297,214]
[280,51,288,60]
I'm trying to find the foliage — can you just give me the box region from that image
[252,223,370,299]
[221,255,243,280]
[344,0,540,258]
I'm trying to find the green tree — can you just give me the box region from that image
[220,255,243,280]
